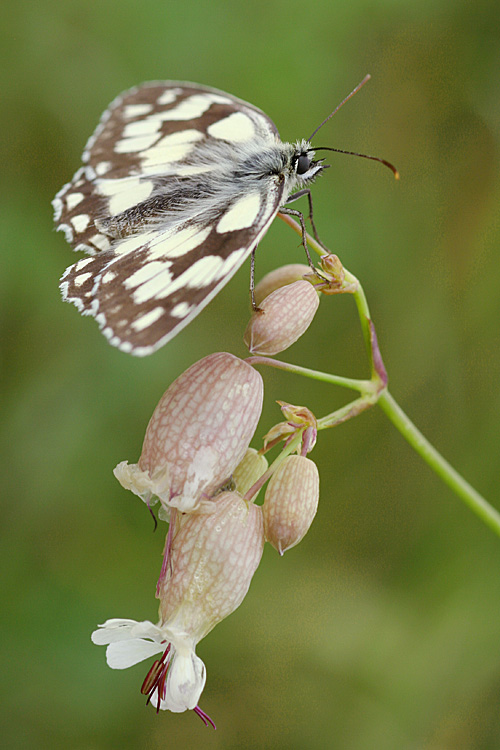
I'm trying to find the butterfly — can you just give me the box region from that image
[53,78,393,356]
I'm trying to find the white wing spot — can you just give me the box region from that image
[139,129,204,169]
[214,246,248,279]
[113,230,158,256]
[132,266,174,305]
[207,112,255,142]
[123,118,162,138]
[123,103,153,118]
[131,306,165,332]
[140,142,195,167]
[74,272,92,286]
[205,94,233,105]
[90,234,111,252]
[70,214,91,232]
[170,301,193,318]
[157,89,182,106]
[169,255,224,294]
[66,192,85,210]
[114,133,160,154]
[157,129,204,146]
[124,260,173,289]
[95,161,111,176]
[97,176,154,215]
[216,193,261,233]
[158,95,213,121]
[74,257,95,271]
[60,224,73,242]
[101,270,117,283]
[148,225,212,260]
[52,196,63,221]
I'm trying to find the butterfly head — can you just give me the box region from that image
[291,139,328,187]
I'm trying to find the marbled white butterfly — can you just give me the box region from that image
[53,78,389,356]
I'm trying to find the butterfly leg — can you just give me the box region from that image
[278,206,327,279]
[284,189,330,252]
[250,246,261,311]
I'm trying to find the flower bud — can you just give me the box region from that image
[232,447,268,496]
[244,280,319,356]
[263,402,317,453]
[115,353,263,513]
[253,264,311,307]
[263,455,319,554]
[159,491,264,641]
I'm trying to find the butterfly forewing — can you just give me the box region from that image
[54,82,288,355]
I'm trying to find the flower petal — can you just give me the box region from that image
[91,618,161,644]
[164,651,206,712]
[106,638,164,669]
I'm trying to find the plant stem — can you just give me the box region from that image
[246,356,373,394]
[277,212,499,537]
[378,390,500,537]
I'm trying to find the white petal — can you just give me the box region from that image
[106,638,164,669]
[163,651,206,712]
[91,618,161,644]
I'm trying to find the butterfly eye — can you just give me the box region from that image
[296,154,311,175]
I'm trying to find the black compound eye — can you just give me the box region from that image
[296,154,311,175]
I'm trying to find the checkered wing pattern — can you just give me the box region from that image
[53,82,285,355]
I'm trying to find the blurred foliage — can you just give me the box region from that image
[2,0,500,748]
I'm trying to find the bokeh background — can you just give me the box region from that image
[2,1,500,748]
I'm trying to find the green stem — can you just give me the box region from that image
[378,390,500,537]
[278,212,499,537]
[277,214,375,374]
[317,395,375,429]
[350,278,375,373]
[246,356,372,394]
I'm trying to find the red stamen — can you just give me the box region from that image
[194,705,216,729]
[140,644,171,710]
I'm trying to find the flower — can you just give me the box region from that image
[263,401,318,454]
[91,618,207,714]
[92,491,264,720]
[114,353,263,515]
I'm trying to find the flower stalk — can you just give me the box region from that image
[274,213,500,538]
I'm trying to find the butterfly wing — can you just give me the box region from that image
[54,82,285,355]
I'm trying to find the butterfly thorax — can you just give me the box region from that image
[96,138,322,241]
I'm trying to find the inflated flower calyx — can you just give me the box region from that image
[159,491,265,642]
[244,279,319,356]
[253,264,312,307]
[114,352,263,514]
[263,455,320,554]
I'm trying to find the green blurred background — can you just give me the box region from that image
[2,0,500,748]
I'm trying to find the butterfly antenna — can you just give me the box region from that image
[314,146,399,179]
[307,74,372,142]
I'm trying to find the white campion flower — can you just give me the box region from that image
[92,491,264,723]
[114,352,263,515]
[91,618,207,716]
